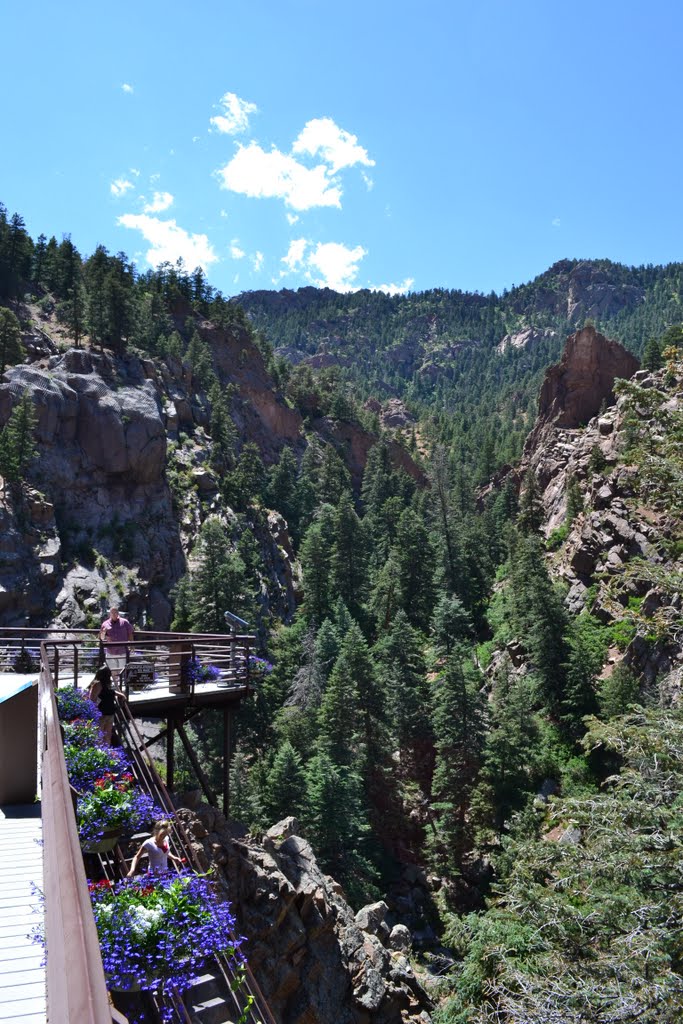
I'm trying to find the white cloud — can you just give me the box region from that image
[217,142,342,211]
[210,92,258,135]
[370,277,414,295]
[280,238,366,292]
[150,173,161,184]
[229,240,245,259]
[252,251,264,272]
[143,191,174,213]
[219,209,229,218]
[552,217,561,227]
[361,171,374,191]
[286,212,299,225]
[110,177,134,198]
[292,117,375,174]
[308,241,366,291]
[129,168,140,178]
[118,214,218,271]
[282,238,308,271]
[121,83,134,94]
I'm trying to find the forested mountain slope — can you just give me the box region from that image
[3,200,683,1022]
[238,258,683,479]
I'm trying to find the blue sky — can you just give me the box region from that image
[2,0,682,297]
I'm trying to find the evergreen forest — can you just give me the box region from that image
[3,200,683,1021]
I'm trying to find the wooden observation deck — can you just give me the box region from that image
[0,625,273,1024]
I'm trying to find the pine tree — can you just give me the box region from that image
[565,474,583,526]
[510,535,569,710]
[393,508,435,629]
[265,446,301,539]
[263,740,306,824]
[329,492,367,619]
[561,613,604,737]
[186,330,216,391]
[0,390,38,485]
[302,751,377,904]
[0,308,24,373]
[517,468,544,534]
[183,517,247,632]
[642,337,663,371]
[429,647,486,872]
[300,517,333,623]
[471,657,539,836]
[314,618,341,680]
[368,552,404,634]
[598,662,640,719]
[431,594,473,657]
[316,444,351,506]
[208,384,237,471]
[373,609,430,752]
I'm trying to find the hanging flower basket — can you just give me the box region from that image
[90,873,246,996]
[77,773,162,848]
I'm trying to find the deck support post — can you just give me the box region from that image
[223,707,234,818]
[166,716,175,793]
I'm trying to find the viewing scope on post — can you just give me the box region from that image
[224,612,250,673]
[224,611,250,630]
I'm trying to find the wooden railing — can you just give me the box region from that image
[38,644,122,1023]
[1,627,253,696]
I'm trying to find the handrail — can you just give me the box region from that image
[38,644,121,1023]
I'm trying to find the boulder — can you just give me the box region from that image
[355,901,390,941]
[388,924,412,952]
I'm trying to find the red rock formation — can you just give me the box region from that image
[534,324,639,432]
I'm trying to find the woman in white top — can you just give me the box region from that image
[127,822,183,876]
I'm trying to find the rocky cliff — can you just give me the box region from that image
[178,807,433,1024]
[0,305,424,628]
[513,330,683,700]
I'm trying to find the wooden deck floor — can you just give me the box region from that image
[0,805,46,1024]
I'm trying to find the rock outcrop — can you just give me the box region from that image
[513,346,683,701]
[530,324,639,437]
[177,809,433,1024]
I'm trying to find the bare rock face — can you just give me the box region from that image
[178,807,433,1024]
[381,400,415,431]
[0,352,183,627]
[204,320,303,462]
[533,324,639,434]
[496,326,556,354]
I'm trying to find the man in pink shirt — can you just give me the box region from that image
[99,606,134,682]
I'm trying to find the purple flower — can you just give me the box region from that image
[184,657,221,685]
[90,873,246,999]
[77,781,164,846]
[56,687,102,723]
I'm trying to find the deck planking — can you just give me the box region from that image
[0,807,45,1024]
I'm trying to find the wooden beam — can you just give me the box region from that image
[143,726,168,749]
[223,707,233,818]
[166,717,175,793]
[176,721,218,807]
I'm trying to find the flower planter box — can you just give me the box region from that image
[81,826,122,854]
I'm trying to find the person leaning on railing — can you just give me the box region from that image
[99,606,134,685]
